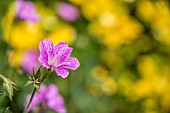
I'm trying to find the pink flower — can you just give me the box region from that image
[16,0,40,22]
[56,2,80,22]
[21,50,40,74]
[24,84,66,113]
[24,93,43,111]
[38,39,80,78]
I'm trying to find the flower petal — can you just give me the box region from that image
[22,50,40,74]
[39,39,56,68]
[16,0,40,22]
[54,42,73,62]
[38,41,49,68]
[58,57,80,70]
[56,42,68,49]
[55,68,69,78]
[40,84,47,96]
[47,95,65,113]
[43,39,55,60]
[24,92,43,111]
[45,85,59,100]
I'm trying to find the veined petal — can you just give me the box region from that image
[38,41,49,68]
[55,68,69,78]
[56,47,73,63]
[43,39,55,60]
[58,57,80,70]
[54,42,73,62]
[56,42,68,50]
[39,39,56,68]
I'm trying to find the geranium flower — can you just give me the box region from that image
[24,84,66,113]
[56,2,80,22]
[21,50,40,74]
[38,39,80,78]
[16,0,40,22]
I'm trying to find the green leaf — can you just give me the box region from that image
[0,74,7,81]
[26,74,32,80]
[0,89,5,96]
[0,107,11,113]
[0,74,17,101]
[25,80,34,86]
[3,82,13,101]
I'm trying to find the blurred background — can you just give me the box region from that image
[0,0,170,113]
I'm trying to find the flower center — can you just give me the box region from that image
[48,59,58,67]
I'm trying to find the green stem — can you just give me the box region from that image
[23,87,36,113]
[40,70,50,83]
